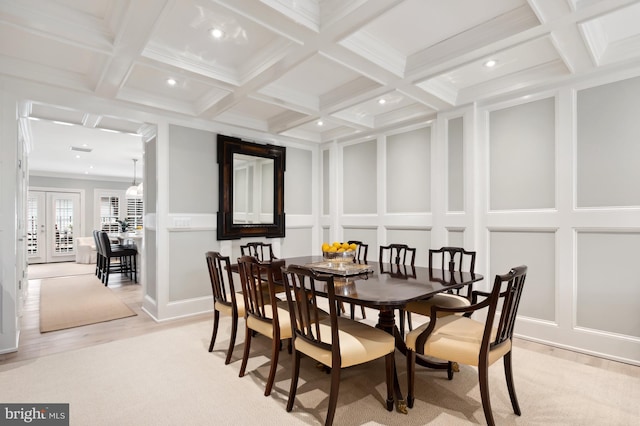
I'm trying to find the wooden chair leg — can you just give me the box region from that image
[224,313,238,364]
[325,362,341,426]
[239,327,252,378]
[208,310,220,352]
[406,350,416,408]
[349,303,367,320]
[286,351,301,412]
[447,361,454,380]
[504,352,521,415]
[264,337,280,396]
[384,352,394,411]
[478,360,495,426]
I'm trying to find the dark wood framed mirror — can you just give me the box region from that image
[217,134,286,240]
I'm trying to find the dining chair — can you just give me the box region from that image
[240,242,277,261]
[281,265,395,426]
[347,240,368,263]
[379,243,416,266]
[343,240,368,320]
[237,255,291,396]
[405,247,477,323]
[405,265,528,426]
[205,251,245,364]
[98,231,137,286]
[379,243,416,334]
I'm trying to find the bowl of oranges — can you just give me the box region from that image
[322,241,358,263]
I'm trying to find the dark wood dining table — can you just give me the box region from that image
[279,256,484,413]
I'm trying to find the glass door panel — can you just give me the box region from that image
[47,192,80,262]
[27,191,46,264]
[28,191,81,264]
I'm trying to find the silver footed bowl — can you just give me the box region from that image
[323,250,356,263]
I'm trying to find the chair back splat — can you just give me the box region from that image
[429,246,476,274]
[488,266,527,350]
[429,246,476,298]
[284,266,336,356]
[379,243,416,265]
[347,240,368,262]
[240,242,276,261]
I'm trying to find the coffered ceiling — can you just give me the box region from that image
[2,0,640,178]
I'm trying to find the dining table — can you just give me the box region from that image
[278,255,484,413]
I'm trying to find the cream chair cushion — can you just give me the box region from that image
[406,315,511,366]
[246,301,292,339]
[405,293,470,317]
[215,292,246,317]
[295,317,395,368]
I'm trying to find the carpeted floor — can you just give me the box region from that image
[39,275,136,332]
[28,262,96,279]
[1,318,637,425]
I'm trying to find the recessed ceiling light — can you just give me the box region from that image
[75,154,81,159]
[209,28,224,39]
[166,78,177,86]
[317,121,323,126]
[484,59,497,68]
[378,99,386,105]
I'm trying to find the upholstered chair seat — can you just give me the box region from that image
[294,316,395,368]
[406,315,511,366]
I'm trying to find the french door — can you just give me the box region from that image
[27,191,81,264]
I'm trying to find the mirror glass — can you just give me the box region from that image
[233,153,274,224]
[217,134,285,240]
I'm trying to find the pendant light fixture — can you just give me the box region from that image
[126,158,141,198]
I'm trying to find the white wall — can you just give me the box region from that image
[319,76,640,364]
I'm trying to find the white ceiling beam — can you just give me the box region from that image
[94,0,171,98]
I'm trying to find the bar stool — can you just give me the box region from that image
[99,231,137,286]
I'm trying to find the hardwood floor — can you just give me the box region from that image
[0,263,210,364]
[1,263,637,380]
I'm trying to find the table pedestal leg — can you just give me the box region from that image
[376,309,408,414]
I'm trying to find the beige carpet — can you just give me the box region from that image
[29,262,96,279]
[1,319,637,425]
[39,275,136,332]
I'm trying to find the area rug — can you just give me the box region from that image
[39,275,136,332]
[3,319,637,425]
[29,262,96,280]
